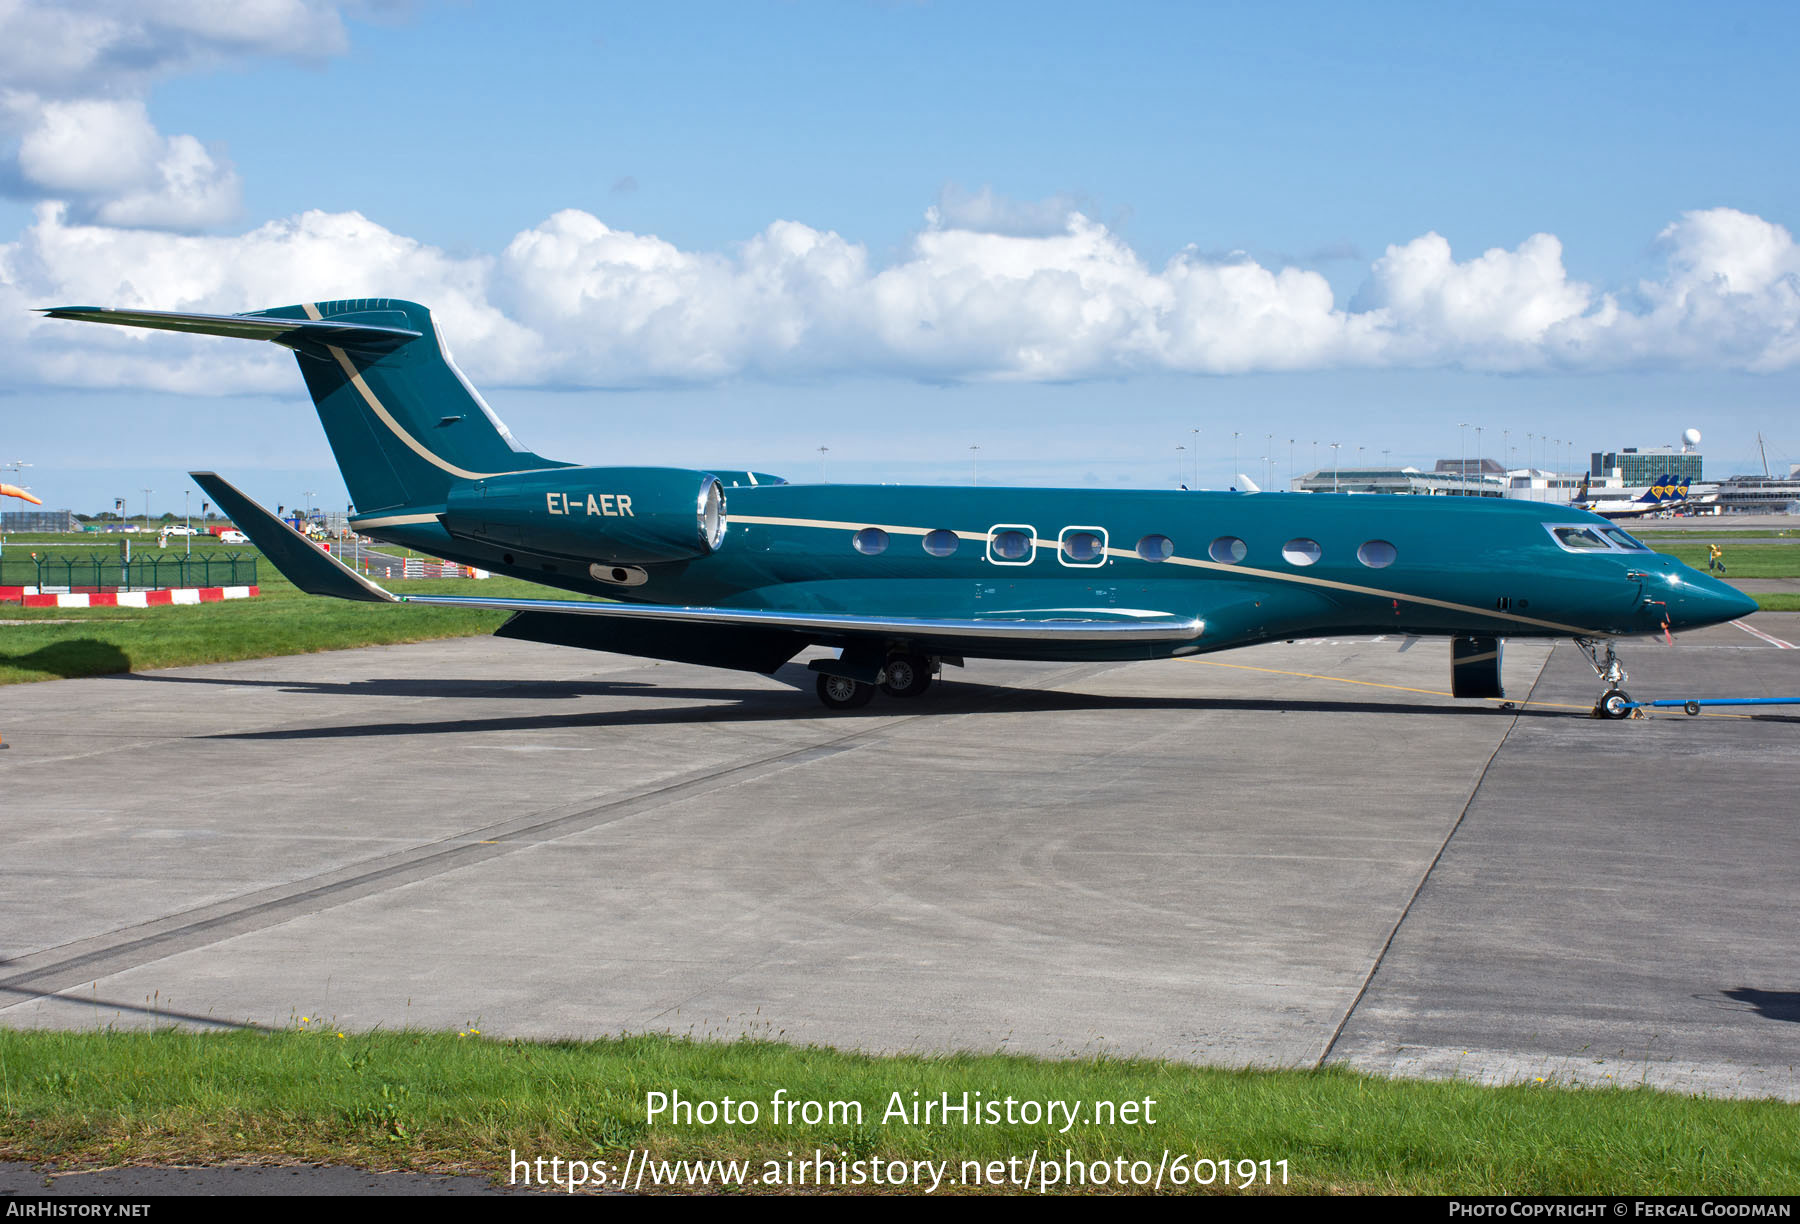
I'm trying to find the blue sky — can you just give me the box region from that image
[3,1,1798,516]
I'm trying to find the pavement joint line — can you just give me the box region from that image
[1311,640,1556,1070]
[0,734,880,1009]
[633,655,1130,1029]
[0,658,1119,1015]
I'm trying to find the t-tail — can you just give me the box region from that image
[37,299,566,514]
[1640,474,1691,506]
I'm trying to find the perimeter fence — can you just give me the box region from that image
[0,552,259,590]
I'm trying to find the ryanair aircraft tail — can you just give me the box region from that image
[38,299,565,513]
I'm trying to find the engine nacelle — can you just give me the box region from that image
[441,466,726,565]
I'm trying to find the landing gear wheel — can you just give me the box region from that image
[817,673,874,710]
[879,654,933,698]
[1684,700,1702,716]
[1599,689,1633,720]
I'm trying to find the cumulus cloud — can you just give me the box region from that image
[0,0,348,99]
[927,184,1098,238]
[0,0,354,230]
[4,202,1800,393]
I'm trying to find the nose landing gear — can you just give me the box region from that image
[1577,637,1636,719]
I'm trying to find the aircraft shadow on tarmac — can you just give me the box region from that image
[1,639,131,680]
[1718,988,1800,1024]
[110,664,1800,729]
[174,666,1578,742]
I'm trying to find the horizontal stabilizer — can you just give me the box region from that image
[189,472,396,603]
[40,307,421,354]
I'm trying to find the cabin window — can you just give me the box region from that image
[1602,528,1649,551]
[1282,538,1322,566]
[922,529,959,557]
[1137,534,1174,562]
[987,525,1036,565]
[1549,525,1612,552]
[853,527,889,556]
[1208,536,1247,564]
[1357,540,1397,569]
[1059,527,1107,567]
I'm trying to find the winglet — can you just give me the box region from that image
[189,472,395,603]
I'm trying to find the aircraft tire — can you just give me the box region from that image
[817,673,875,710]
[1684,701,1702,716]
[879,654,933,698]
[1599,689,1633,720]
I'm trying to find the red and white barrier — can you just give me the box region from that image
[3,585,260,608]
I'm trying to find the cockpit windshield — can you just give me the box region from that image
[1550,526,1612,552]
[1602,527,1650,551]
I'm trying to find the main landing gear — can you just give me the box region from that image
[814,652,939,710]
[1576,637,1635,720]
[816,673,875,709]
[878,652,934,698]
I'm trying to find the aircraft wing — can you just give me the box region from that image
[191,471,1201,645]
[399,594,1201,642]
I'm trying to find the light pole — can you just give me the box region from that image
[969,444,979,486]
[1288,439,1295,490]
[184,489,191,557]
[1331,442,1341,492]
[1191,429,1200,488]
[1175,444,1185,487]
[1233,432,1240,488]
[0,459,29,562]
[141,488,153,533]
[1457,423,1469,496]
[817,447,829,482]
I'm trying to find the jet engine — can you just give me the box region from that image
[441,467,726,565]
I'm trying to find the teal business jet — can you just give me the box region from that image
[43,299,1757,717]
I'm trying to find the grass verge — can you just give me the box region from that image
[1646,537,1800,578]
[0,1029,1795,1195]
[0,565,583,685]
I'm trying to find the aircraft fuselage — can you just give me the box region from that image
[363,482,1751,662]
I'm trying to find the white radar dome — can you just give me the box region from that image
[1683,428,1702,446]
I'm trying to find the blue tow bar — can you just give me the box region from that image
[1627,697,1800,716]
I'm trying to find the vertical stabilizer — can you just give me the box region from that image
[268,299,565,511]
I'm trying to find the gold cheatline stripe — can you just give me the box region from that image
[724,512,1595,636]
[350,512,439,528]
[306,301,541,485]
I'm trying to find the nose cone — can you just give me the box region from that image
[1665,570,1759,629]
